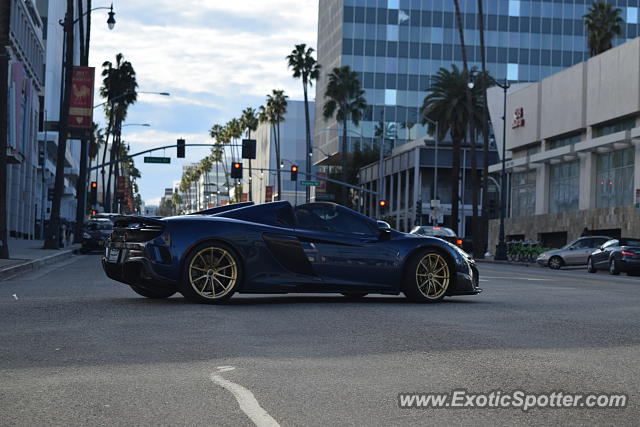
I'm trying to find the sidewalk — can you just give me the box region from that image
[0,237,80,280]
[475,254,538,267]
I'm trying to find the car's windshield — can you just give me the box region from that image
[620,239,640,247]
[412,226,456,237]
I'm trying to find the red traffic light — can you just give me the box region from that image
[291,165,298,172]
[233,162,241,169]
[90,181,97,189]
[90,209,98,215]
[379,200,387,208]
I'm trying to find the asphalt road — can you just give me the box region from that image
[1,255,639,426]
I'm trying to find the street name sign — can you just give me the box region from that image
[144,156,171,164]
[300,180,320,187]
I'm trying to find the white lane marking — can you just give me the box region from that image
[210,366,280,427]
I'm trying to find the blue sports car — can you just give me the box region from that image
[102,201,481,303]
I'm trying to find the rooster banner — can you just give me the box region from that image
[68,66,95,130]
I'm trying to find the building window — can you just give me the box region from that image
[509,0,521,17]
[596,148,634,208]
[511,170,536,217]
[592,116,637,138]
[507,63,519,80]
[549,160,580,214]
[385,89,397,105]
[548,133,581,150]
[387,25,399,41]
[628,7,638,25]
[387,0,399,10]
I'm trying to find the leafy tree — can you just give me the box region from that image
[260,90,288,201]
[584,1,624,57]
[322,66,367,206]
[287,43,321,202]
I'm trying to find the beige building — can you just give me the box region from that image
[488,37,640,249]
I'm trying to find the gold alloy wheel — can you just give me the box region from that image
[188,247,238,299]
[415,253,450,299]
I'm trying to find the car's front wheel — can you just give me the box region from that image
[587,257,597,273]
[180,242,241,304]
[548,256,563,270]
[130,285,176,299]
[404,249,452,303]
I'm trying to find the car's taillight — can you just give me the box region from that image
[455,239,463,246]
[621,250,636,257]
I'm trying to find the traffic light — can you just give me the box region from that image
[177,138,185,158]
[290,165,298,181]
[416,199,422,216]
[242,139,256,159]
[90,181,98,205]
[90,209,98,216]
[231,162,243,179]
[379,200,387,209]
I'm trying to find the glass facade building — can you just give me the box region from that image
[313,0,640,166]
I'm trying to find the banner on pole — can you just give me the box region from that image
[68,66,95,130]
[265,186,273,202]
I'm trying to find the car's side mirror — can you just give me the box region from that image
[569,246,576,250]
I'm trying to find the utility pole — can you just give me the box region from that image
[74,0,91,243]
[45,0,75,249]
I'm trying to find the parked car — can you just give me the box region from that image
[587,238,640,275]
[81,218,114,253]
[409,225,464,249]
[536,236,610,269]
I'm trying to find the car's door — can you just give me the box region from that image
[293,204,400,287]
[562,239,586,265]
[593,240,619,268]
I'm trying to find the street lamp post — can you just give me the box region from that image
[490,76,511,261]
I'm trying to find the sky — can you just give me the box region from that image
[89,0,318,206]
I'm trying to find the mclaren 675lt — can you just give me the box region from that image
[102,201,481,303]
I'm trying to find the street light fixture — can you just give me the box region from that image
[106,4,116,30]
[486,75,511,260]
[93,91,170,109]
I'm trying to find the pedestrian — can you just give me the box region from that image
[581,227,590,237]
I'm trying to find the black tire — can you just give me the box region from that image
[609,259,620,275]
[130,285,176,299]
[587,257,597,273]
[403,248,453,303]
[548,256,563,270]
[180,241,242,304]
[341,293,368,299]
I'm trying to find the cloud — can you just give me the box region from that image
[88,0,319,204]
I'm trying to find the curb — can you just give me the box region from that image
[475,259,538,267]
[0,249,78,281]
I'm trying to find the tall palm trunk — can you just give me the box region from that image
[450,136,462,235]
[341,114,349,205]
[100,112,115,206]
[302,81,311,203]
[275,123,282,201]
[478,0,489,258]
[453,0,478,246]
[104,120,121,211]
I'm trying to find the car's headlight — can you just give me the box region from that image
[537,253,549,259]
[82,232,91,239]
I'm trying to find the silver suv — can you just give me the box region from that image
[536,236,611,269]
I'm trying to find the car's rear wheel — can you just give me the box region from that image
[548,256,563,270]
[404,249,452,303]
[180,242,241,304]
[609,259,620,275]
[587,257,597,273]
[130,285,176,299]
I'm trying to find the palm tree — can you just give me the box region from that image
[209,124,226,205]
[478,0,490,259]
[420,65,486,235]
[263,90,288,201]
[241,107,259,201]
[584,1,624,57]
[322,66,368,206]
[287,43,321,203]
[99,53,137,211]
